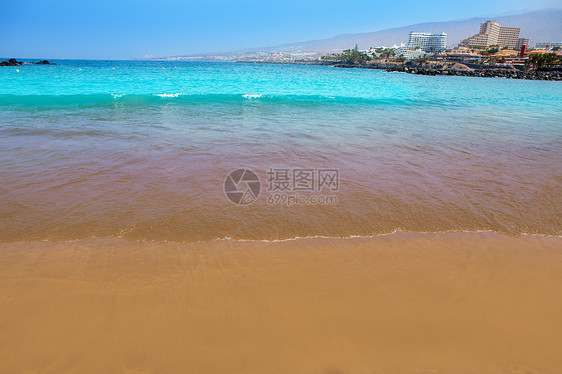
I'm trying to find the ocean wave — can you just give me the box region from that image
[0,93,456,109]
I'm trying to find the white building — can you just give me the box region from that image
[407,32,447,53]
[535,42,562,49]
[395,46,426,60]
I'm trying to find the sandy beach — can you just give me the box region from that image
[1,232,560,373]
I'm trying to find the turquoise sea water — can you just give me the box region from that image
[1,60,561,242]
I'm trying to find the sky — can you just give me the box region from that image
[1,0,559,59]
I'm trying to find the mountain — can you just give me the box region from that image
[245,8,562,53]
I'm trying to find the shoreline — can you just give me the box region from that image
[1,228,560,246]
[2,231,561,373]
[238,59,562,80]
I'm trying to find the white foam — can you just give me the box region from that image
[155,93,181,98]
[243,94,262,99]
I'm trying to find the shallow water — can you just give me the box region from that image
[1,60,561,242]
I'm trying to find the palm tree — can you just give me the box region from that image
[529,53,559,69]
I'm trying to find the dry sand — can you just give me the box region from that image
[0,232,561,373]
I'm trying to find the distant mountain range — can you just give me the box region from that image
[248,8,561,54]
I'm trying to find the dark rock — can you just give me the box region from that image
[35,60,55,65]
[0,58,24,66]
[1,59,56,66]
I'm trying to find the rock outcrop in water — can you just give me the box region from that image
[34,60,56,65]
[0,59,24,66]
[0,59,56,66]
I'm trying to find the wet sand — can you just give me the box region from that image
[1,232,561,373]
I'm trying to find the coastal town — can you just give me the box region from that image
[245,20,558,62]
[324,20,561,73]
[329,20,560,65]
[213,19,562,80]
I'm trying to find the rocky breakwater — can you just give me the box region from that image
[387,62,561,81]
[330,61,401,70]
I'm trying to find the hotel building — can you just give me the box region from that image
[460,20,527,49]
[407,32,447,53]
